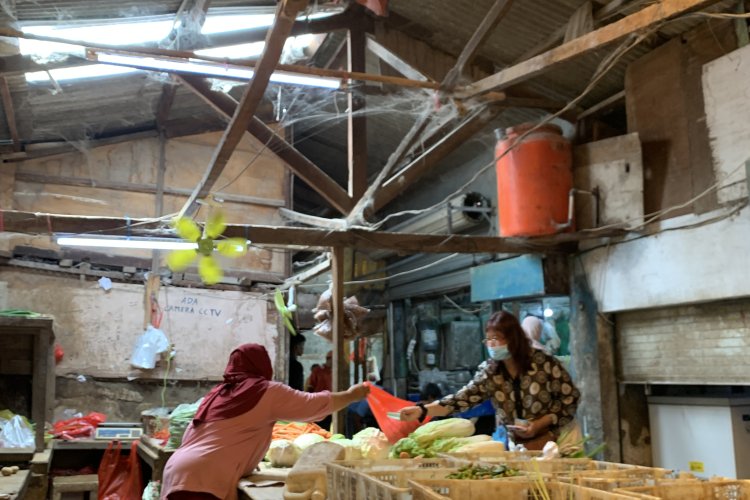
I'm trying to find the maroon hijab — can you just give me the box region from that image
[193,343,273,425]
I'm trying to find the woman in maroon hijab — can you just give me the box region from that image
[161,343,368,500]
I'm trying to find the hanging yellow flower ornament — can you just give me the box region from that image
[166,209,248,285]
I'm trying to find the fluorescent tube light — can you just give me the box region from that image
[57,236,198,251]
[94,52,341,89]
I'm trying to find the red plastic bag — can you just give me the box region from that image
[98,440,143,500]
[52,412,107,440]
[366,383,430,444]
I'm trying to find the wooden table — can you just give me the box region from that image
[238,465,289,500]
[0,470,30,499]
[136,436,175,481]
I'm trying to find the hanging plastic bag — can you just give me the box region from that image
[0,414,35,448]
[130,325,170,369]
[98,440,143,500]
[365,383,430,444]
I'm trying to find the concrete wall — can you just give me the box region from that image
[1,270,278,381]
[704,42,750,204]
[2,130,288,276]
[580,203,750,313]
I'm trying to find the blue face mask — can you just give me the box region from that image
[487,345,511,361]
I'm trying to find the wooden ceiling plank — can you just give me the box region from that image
[178,74,353,214]
[0,77,21,152]
[2,210,594,254]
[441,0,515,90]
[513,0,649,64]
[459,0,722,98]
[373,105,503,212]
[179,0,310,217]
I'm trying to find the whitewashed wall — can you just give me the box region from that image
[580,204,750,313]
[703,43,750,204]
[1,270,278,381]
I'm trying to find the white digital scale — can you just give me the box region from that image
[94,422,143,440]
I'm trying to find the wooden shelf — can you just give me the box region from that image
[0,316,55,452]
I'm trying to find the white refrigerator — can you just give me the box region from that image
[648,396,750,479]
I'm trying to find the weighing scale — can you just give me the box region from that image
[94,422,143,440]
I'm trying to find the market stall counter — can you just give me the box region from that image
[0,468,29,500]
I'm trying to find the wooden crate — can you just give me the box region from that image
[326,458,456,500]
[615,479,750,499]
[409,478,642,500]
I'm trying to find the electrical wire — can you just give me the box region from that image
[364,26,654,232]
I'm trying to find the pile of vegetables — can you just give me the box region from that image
[272,421,331,441]
[265,426,390,467]
[389,418,504,458]
[446,463,520,480]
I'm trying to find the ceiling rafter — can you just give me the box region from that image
[154,0,211,130]
[177,74,353,215]
[178,0,310,218]
[2,209,594,254]
[365,35,431,82]
[459,0,723,98]
[0,11,354,77]
[347,0,514,224]
[441,0,515,90]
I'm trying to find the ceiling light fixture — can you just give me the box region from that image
[89,50,341,89]
[57,235,199,251]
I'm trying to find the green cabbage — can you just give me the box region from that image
[293,433,326,450]
[265,439,299,467]
[411,418,475,447]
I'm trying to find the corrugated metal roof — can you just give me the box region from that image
[13,1,275,22]
[0,0,738,214]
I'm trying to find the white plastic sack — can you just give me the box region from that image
[0,415,35,448]
[130,325,170,369]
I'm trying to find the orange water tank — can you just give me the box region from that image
[495,123,573,237]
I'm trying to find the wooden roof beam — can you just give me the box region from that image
[365,35,431,82]
[178,74,353,215]
[2,210,585,254]
[179,0,310,217]
[442,0,515,90]
[459,0,722,98]
[373,105,502,212]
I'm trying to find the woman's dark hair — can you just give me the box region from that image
[290,333,306,347]
[420,383,443,402]
[485,311,533,370]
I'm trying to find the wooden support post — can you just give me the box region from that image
[180,0,310,217]
[597,312,622,462]
[152,130,167,273]
[0,76,21,151]
[331,246,349,434]
[347,28,368,202]
[0,163,14,209]
[460,0,722,98]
